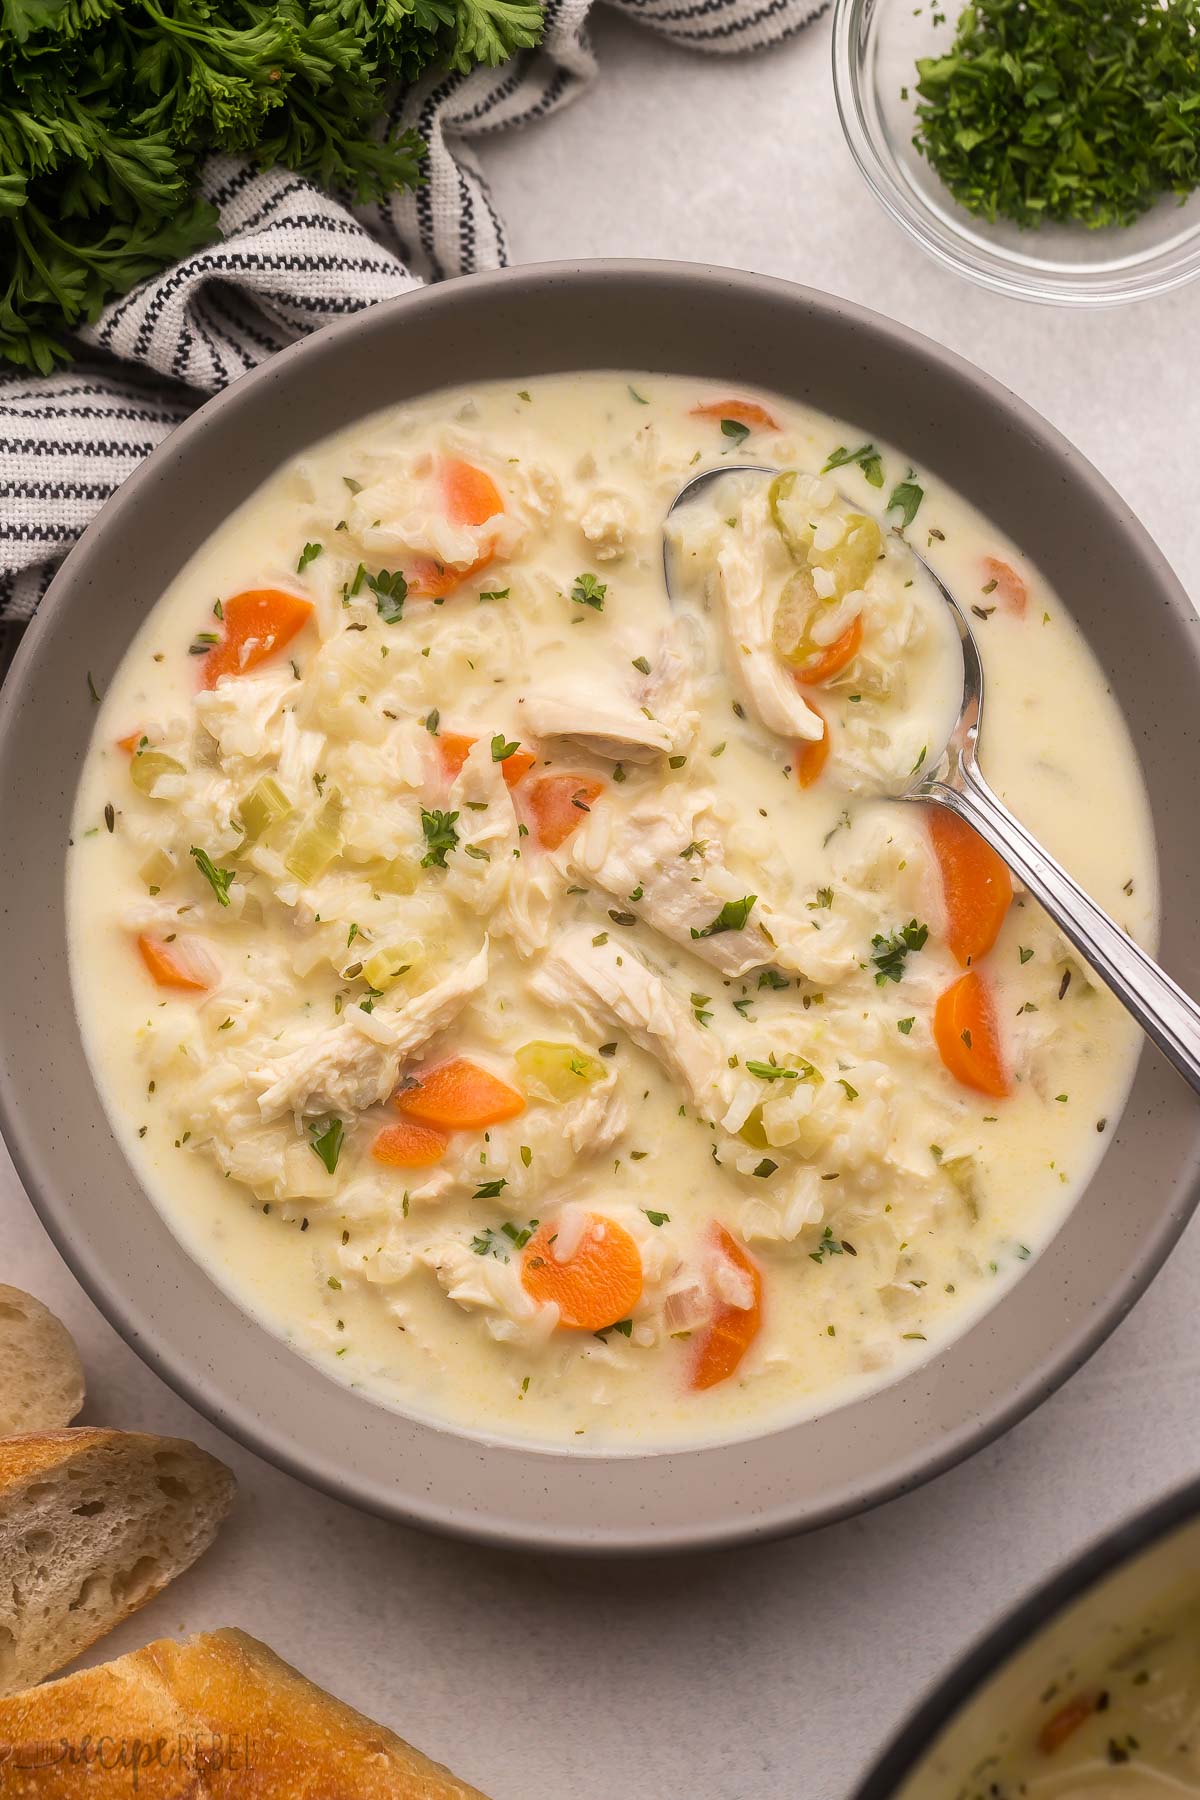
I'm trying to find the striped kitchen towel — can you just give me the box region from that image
[0,0,824,628]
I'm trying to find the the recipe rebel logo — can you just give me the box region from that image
[0,1731,258,1789]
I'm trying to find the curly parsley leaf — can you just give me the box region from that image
[309,1117,344,1174]
[571,572,606,610]
[871,919,930,985]
[822,442,884,488]
[368,569,408,623]
[691,895,757,939]
[420,808,460,868]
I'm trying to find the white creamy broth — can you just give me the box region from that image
[962,1606,1200,1799]
[67,372,1156,1449]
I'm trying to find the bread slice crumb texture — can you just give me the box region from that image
[0,1286,85,1435]
[0,1429,234,1695]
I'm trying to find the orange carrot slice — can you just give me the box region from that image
[438,731,536,788]
[691,399,780,432]
[442,457,504,528]
[371,1120,449,1168]
[934,972,1010,1098]
[691,1225,764,1391]
[521,1213,643,1331]
[792,614,863,686]
[116,731,144,754]
[395,1057,525,1130]
[1038,1692,1099,1756]
[527,774,605,850]
[983,556,1027,617]
[137,934,211,992]
[928,807,1012,967]
[795,701,830,789]
[200,589,313,689]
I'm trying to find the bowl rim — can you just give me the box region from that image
[3,257,1200,1553]
[852,1472,1200,1795]
[830,0,1200,307]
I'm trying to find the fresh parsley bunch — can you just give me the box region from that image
[0,0,543,375]
[912,0,1200,230]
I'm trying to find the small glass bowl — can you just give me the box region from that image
[832,0,1200,305]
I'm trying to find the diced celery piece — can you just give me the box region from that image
[943,1154,980,1223]
[360,856,419,896]
[810,512,882,594]
[515,1040,605,1102]
[769,470,810,559]
[771,568,822,668]
[738,1104,770,1150]
[284,794,343,885]
[138,848,176,890]
[129,749,185,796]
[239,776,293,842]
[361,941,423,992]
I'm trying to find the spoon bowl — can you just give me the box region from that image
[664,463,1200,1097]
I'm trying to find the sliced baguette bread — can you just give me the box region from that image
[0,1628,492,1798]
[0,1286,85,1434]
[0,1429,234,1696]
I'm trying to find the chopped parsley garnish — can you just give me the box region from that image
[491,733,519,762]
[643,1209,670,1226]
[571,572,606,610]
[720,418,750,448]
[471,1215,536,1257]
[632,655,652,675]
[758,969,789,990]
[189,845,235,907]
[691,993,713,1027]
[425,709,440,735]
[911,0,1200,231]
[86,670,101,703]
[752,1158,778,1178]
[691,894,757,939]
[747,1058,800,1082]
[837,1078,859,1101]
[368,568,407,622]
[473,1178,509,1201]
[479,588,510,602]
[897,1016,915,1035]
[886,472,924,529]
[810,1226,844,1263]
[822,442,884,488]
[871,919,929,984]
[308,1117,344,1174]
[629,385,650,404]
[808,886,834,910]
[1019,945,1034,963]
[296,541,323,573]
[420,808,460,868]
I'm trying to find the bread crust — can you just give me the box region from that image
[0,1630,492,1798]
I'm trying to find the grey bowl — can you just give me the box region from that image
[855,1476,1200,1795]
[2,261,1198,1554]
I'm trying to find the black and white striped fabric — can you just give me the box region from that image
[0,0,823,624]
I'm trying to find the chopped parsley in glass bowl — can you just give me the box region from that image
[832,0,1200,305]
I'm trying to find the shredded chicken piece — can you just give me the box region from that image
[569,788,852,982]
[521,681,678,763]
[528,928,729,1115]
[717,491,823,741]
[253,941,489,1120]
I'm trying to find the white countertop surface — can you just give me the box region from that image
[5,17,1200,1797]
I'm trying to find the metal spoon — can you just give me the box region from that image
[665,464,1200,1097]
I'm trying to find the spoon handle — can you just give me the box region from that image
[924,767,1200,1099]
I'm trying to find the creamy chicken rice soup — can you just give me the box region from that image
[69,374,1156,1448]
